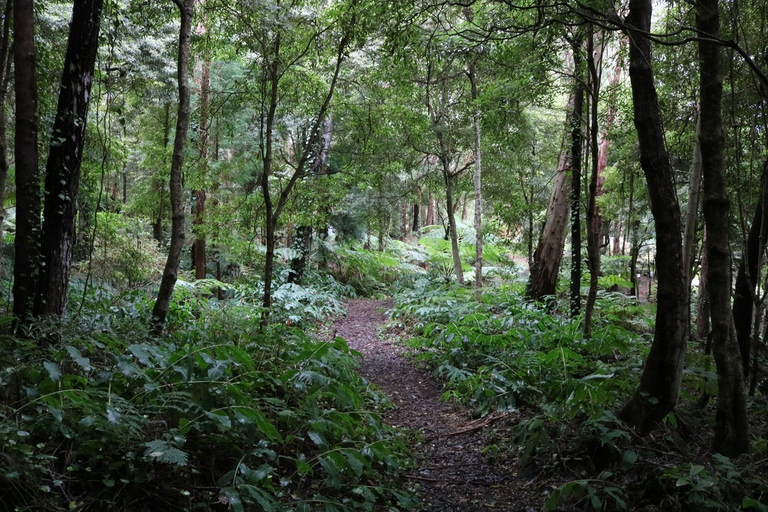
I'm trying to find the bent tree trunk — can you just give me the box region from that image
[36,0,104,318]
[619,0,689,431]
[151,0,193,335]
[697,0,749,456]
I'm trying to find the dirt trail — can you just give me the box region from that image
[333,299,540,512]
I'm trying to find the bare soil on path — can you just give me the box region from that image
[333,299,544,512]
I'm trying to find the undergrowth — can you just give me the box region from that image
[0,279,412,511]
[390,277,768,511]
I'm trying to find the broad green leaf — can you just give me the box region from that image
[65,346,92,372]
[206,410,232,430]
[44,361,61,382]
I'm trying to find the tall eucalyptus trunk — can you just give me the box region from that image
[526,93,574,302]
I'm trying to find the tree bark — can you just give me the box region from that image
[696,228,711,341]
[151,0,194,335]
[193,52,211,280]
[683,115,703,287]
[570,37,585,319]
[0,0,12,279]
[12,0,41,327]
[619,0,689,430]
[444,171,464,284]
[526,94,574,302]
[35,0,104,318]
[697,0,749,456]
[469,60,483,292]
[288,225,312,285]
[732,158,768,375]
[584,31,601,337]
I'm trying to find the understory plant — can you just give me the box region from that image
[0,282,412,511]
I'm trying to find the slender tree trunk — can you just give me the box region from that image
[152,103,172,245]
[697,0,749,456]
[584,31,602,337]
[570,36,585,319]
[683,115,704,287]
[0,0,12,279]
[526,94,574,302]
[151,0,194,335]
[261,30,349,319]
[400,201,408,239]
[427,192,436,226]
[35,0,104,318]
[12,0,41,326]
[732,158,768,375]
[193,53,210,280]
[697,228,711,340]
[444,172,464,284]
[469,60,483,292]
[412,202,420,232]
[619,0,689,430]
[261,35,280,316]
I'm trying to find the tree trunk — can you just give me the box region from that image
[35,0,104,318]
[400,201,408,239]
[732,157,768,376]
[570,37,585,319]
[288,225,312,285]
[0,0,12,279]
[683,115,704,287]
[193,52,211,280]
[619,0,689,430]
[427,192,436,226]
[526,95,574,302]
[696,227,711,340]
[469,60,483,292]
[151,0,193,335]
[444,172,464,284]
[261,30,350,320]
[584,31,601,337]
[412,202,420,232]
[697,0,749,456]
[12,0,41,327]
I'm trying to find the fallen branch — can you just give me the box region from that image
[424,412,514,441]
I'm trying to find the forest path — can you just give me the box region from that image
[333,299,539,512]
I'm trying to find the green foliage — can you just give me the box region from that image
[325,242,417,298]
[77,212,165,288]
[392,284,644,419]
[0,283,411,511]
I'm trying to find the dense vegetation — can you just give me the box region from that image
[1,0,768,510]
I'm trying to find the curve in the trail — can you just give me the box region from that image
[334,299,536,512]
